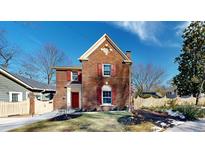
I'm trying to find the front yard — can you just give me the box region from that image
[11,111,158,132]
[11,105,203,132]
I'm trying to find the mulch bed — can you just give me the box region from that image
[118,109,187,128]
[49,113,82,121]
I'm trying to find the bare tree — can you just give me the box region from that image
[18,55,40,79]
[0,30,17,70]
[20,43,66,84]
[132,64,166,96]
[39,44,65,84]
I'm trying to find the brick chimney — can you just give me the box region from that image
[125,51,131,59]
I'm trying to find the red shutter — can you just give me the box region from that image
[97,87,102,105]
[67,71,71,81]
[97,63,102,77]
[111,64,116,76]
[112,87,116,105]
[78,72,82,82]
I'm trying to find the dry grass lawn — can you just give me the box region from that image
[11,111,156,132]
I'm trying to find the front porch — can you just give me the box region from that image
[67,82,82,109]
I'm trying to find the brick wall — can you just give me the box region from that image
[54,69,82,110]
[82,39,131,110]
[53,70,68,109]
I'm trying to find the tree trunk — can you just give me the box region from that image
[196,80,205,105]
[196,93,199,105]
[47,75,50,85]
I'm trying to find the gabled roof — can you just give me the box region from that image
[0,67,55,91]
[79,34,132,63]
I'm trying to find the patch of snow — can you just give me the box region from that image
[152,126,163,132]
[160,122,167,127]
[166,109,185,119]
[156,121,168,127]
[201,107,205,109]
[155,119,184,129]
[85,112,98,114]
[170,120,184,126]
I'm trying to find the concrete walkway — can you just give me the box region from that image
[0,111,60,132]
[165,118,205,132]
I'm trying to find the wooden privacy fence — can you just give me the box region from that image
[0,100,30,117]
[34,99,53,115]
[0,98,54,117]
[134,96,205,109]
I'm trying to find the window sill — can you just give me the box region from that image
[100,104,113,106]
[71,80,79,82]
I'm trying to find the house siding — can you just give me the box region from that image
[82,39,131,110]
[0,73,30,102]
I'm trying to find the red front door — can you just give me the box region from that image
[71,92,79,108]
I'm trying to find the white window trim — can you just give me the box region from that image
[102,64,111,77]
[102,90,112,105]
[101,85,112,105]
[25,91,29,100]
[9,92,23,102]
[71,71,78,81]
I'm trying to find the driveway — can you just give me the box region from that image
[165,118,205,132]
[0,111,60,132]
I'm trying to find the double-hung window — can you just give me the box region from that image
[103,64,111,76]
[72,72,78,81]
[12,93,18,102]
[102,90,112,104]
[9,92,23,102]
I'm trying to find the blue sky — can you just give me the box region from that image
[0,21,190,84]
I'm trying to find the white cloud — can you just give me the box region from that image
[175,21,191,35]
[28,35,42,46]
[164,40,181,48]
[112,21,162,45]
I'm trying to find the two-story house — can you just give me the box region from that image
[53,34,132,111]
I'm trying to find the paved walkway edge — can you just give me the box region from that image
[165,118,205,132]
[0,111,60,132]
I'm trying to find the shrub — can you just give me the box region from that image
[172,105,205,120]
[143,105,169,112]
[139,94,152,99]
[167,99,178,108]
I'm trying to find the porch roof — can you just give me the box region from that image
[52,66,82,71]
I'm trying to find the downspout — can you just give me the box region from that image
[129,62,132,111]
[80,62,83,110]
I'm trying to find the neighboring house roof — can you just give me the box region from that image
[166,86,177,93]
[0,67,55,92]
[13,74,55,91]
[79,33,132,63]
[142,92,163,98]
[52,66,82,71]
[66,81,81,87]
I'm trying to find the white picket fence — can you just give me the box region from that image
[0,99,54,117]
[134,96,205,109]
[0,100,30,117]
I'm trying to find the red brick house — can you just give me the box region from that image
[53,34,132,111]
